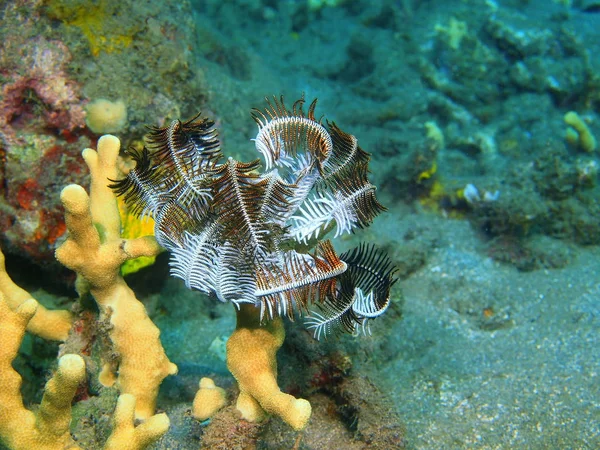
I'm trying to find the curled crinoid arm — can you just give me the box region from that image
[281,120,385,242]
[304,276,357,340]
[145,116,219,208]
[252,95,332,171]
[255,240,346,322]
[146,113,222,172]
[109,146,165,219]
[306,244,398,339]
[258,168,297,227]
[320,121,371,190]
[336,167,386,228]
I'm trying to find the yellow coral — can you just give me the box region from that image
[564,111,597,153]
[55,135,177,420]
[0,247,73,341]
[104,394,170,450]
[227,304,312,431]
[0,294,169,450]
[435,17,468,50]
[425,121,445,150]
[418,178,445,211]
[0,296,84,450]
[417,161,437,182]
[192,378,227,421]
[117,195,157,276]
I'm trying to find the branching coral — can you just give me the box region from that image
[227,305,312,430]
[55,135,177,420]
[0,135,175,449]
[0,292,170,450]
[103,394,170,450]
[0,296,83,450]
[0,247,73,341]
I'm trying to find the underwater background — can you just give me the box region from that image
[0,0,599,448]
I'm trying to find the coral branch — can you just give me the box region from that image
[227,304,312,431]
[192,378,227,421]
[104,394,170,450]
[55,135,177,420]
[0,295,84,450]
[35,354,86,444]
[0,247,73,341]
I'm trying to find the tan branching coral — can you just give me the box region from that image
[0,295,84,450]
[0,248,73,341]
[104,394,170,450]
[0,136,174,448]
[0,293,170,450]
[227,304,312,430]
[55,135,177,419]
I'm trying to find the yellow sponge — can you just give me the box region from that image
[85,99,128,134]
[192,378,227,421]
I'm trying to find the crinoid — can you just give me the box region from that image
[110,95,398,430]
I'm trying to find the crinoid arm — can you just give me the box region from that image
[255,240,346,321]
[109,146,162,219]
[251,95,332,171]
[306,243,398,339]
[169,226,257,306]
[210,157,273,255]
[257,168,298,227]
[109,113,222,246]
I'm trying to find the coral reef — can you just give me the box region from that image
[4,0,599,446]
[1,101,400,447]
[0,5,90,267]
[40,0,209,135]
[42,0,140,57]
